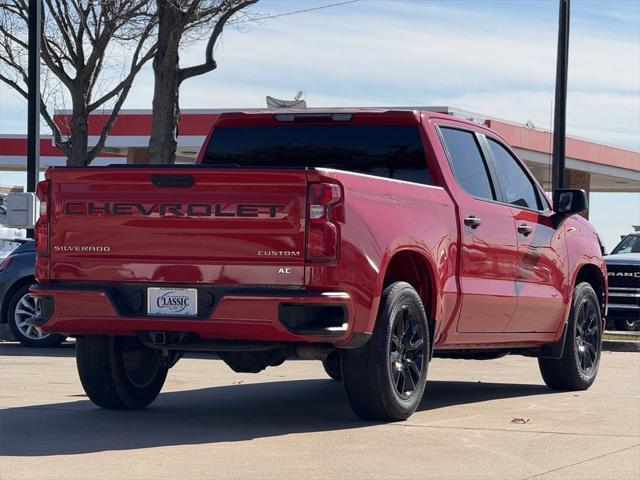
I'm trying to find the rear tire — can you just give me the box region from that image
[7,284,65,348]
[342,282,430,421]
[322,350,342,381]
[613,317,640,332]
[538,282,602,391]
[76,336,168,409]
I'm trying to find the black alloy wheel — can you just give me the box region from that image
[342,281,430,421]
[539,282,602,391]
[389,305,426,399]
[575,298,599,375]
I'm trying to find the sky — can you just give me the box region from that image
[0,0,639,250]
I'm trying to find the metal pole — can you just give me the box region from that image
[552,0,570,192]
[27,0,41,238]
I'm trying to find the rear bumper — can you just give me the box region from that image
[28,284,365,347]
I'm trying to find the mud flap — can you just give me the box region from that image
[538,322,568,359]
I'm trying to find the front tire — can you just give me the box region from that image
[7,284,65,348]
[538,282,602,390]
[76,336,168,409]
[342,282,430,421]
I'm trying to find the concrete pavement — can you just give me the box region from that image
[0,343,639,480]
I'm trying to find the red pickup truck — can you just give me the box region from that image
[29,109,607,420]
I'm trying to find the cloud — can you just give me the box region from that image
[200,0,638,93]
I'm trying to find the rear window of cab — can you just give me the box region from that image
[203,124,433,185]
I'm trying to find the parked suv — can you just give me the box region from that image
[28,109,606,420]
[605,232,640,331]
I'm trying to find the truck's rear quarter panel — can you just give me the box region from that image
[307,169,458,338]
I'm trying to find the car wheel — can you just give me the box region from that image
[613,317,640,332]
[538,282,602,390]
[7,284,65,348]
[322,350,342,381]
[342,281,430,421]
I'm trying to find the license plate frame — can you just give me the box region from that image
[147,287,198,317]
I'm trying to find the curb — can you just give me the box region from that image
[602,331,640,353]
[602,340,640,353]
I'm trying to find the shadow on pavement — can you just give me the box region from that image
[0,375,551,457]
[0,342,75,357]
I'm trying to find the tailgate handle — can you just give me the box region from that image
[150,174,193,187]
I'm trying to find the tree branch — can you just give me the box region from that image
[0,72,27,97]
[45,0,78,64]
[39,103,69,155]
[1,0,158,166]
[179,0,257,83]
[40,35,74,88]
[0,36,28,82]
[0,72,66,154]
[87,44,156,111]
[87,71,136,162]
[87,23,157,111]
[0,23,27,50]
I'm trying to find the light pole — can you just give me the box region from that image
[26,0,41,237]
[552,0,570,192]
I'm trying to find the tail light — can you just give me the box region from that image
[307,182,341,263]
[0,255,13,272]
[35,179,50,257]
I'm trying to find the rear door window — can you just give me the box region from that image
[439,127,496,200]
[203,124,432,185]
[487,138,542,210]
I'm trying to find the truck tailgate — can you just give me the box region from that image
[47,167,307,286]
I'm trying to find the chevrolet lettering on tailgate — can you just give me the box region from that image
[64,201,286,218]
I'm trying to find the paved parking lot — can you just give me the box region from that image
[0,343,638,480]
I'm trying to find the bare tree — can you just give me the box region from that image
[148,0,257,164]
[0,1,157,166]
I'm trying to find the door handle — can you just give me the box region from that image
[517,223,534,236]
[464,216,482,228]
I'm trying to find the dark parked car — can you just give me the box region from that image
[605,232,640,331]
[0,240,65,346]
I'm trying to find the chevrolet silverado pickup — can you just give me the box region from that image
[28,109,607,420]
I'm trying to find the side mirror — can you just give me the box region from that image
[553,189,588,215]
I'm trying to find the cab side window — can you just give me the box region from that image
[487,139,542,210]
[440,127,496,201]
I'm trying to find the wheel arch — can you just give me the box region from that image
[380,249,438,350]
[573,263,606,315]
